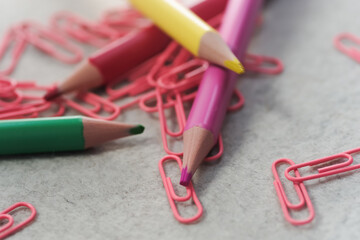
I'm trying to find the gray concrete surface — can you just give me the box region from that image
[1,0,360,239]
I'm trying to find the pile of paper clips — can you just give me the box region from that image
[0,5,284,233]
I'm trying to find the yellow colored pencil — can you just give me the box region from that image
[129,0,244,74]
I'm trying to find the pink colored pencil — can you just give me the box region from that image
[180,0,263,186]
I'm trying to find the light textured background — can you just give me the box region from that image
[1,0,360,239]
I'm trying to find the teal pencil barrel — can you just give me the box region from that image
[0,116,85,155]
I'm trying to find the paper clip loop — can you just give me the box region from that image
[15,22,83,64]
[0,202,36,239]
[272,158,315,225]
[334,33,360,63]
[51,11,119,48]
[0,29,27,76]
[157,59,208,90]
[147,42,191,87]
[244,54,284,75]
[285,149,360,183]
[159,155,203,224]
[65,92,120,120]
[227,89,245,112]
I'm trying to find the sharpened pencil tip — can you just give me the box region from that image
[224,58,245,74]
[129,125,145,135]
[44,87,60,101]
[179,167,192,186]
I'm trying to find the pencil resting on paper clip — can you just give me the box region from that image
[0,116,144,155]
[129,0,245,75]
[43,0,228,101]
[180,0,263,186]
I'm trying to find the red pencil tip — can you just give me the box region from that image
[179,167,192,186]
[44,87,60,101]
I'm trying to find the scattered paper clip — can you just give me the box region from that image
[244,53,284,75]
[159,155,203,224]
[0,202,36,239]
[272,158,315,225]
[285,148,360,183]
[64,92,120,120]
[51,11,120,48]
[100,8,150,34]
[227,89,245,112]
[0,29,27,76]
[334,33,360,63]
[15,22,83,64]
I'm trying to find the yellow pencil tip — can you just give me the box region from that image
[224,59,245,74]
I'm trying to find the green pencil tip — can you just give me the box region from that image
[129,125,145,135]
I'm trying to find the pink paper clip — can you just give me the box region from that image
[285,148,360,183]
[138,89,176,113]
[227,89,245,112]
[15,22,83,64]
[244,53,284,75]
[0,81,65,118]
[157,59,208,90]
[0,202,36,239]
[203,134,224,162]
[0,77,17,95]
[0,90,23,107]
[65,92,120,120]
[0,214,13,234]
[147,42,190,87]
[272,158,315,225]
[334,33,360,63]
[0,101,52,119]
[156,89,184,155]
[51,12,119,48]
[100,8,149,34]
[159,155,203,224]
[0,29,27,76]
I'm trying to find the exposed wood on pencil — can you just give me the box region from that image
[44,61,103,101]
[198,32,244,74]
[83,117,144,148]
[180,126,215,186]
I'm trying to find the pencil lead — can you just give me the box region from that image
[179,167,192,186]
[224,58,245,74]
[44,87,61,101]
[129,125,145,135]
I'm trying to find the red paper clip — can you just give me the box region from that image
[334,33,360,63]
[272,158,315,225]
[14,22,83,64]
[0,29,27,76]
[285,148,360,183]
[51,12,119,48]
[159,155,203,224]
[244,53,283,75]
[0,202,36,239]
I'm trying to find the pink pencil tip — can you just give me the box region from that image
[44,87,60,101]
[179,168,192,187]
